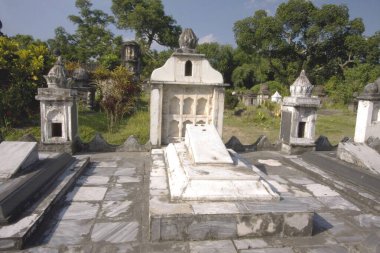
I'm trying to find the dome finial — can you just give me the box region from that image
[289,70,314,97]
[178,28,198,53]
[44,55,69,89]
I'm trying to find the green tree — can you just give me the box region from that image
[197,42,236,84]
[48,0,122,65]
[231,64,256,89]
[233,0,373,86]
[111,0,181,49]
[0,36,52,127]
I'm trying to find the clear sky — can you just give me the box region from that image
[1,0,379,49]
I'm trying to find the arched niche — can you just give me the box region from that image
[185,60,192,76]
[182,120,193,137]
[169,120,179,138]
[196,120,205,125]
[47,109,65,139]
[183,97,194,115]
[196,98,207,115]
[169,96,180,115]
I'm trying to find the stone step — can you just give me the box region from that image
[0,155,89,251]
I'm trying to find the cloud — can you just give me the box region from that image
[199,34,218,44]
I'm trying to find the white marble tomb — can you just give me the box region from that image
[149,29,227,147]
[165,124,280,201]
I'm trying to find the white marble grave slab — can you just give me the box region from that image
[0,141,38,179]
[185,125,233,165]
[165,142,279,201]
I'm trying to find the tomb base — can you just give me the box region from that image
[281,142,316,155]
[149,149,314,241]
[38,141,78,155]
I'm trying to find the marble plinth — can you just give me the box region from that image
[166,143,279,201]
[150,149,314,241]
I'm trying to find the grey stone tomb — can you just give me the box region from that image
[121,41,141,79]
[280,70,320,154]
[72,66,95,110]
[35,56,78,153]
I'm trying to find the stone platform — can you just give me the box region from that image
[6,150,378,253]
[150,149,314,241]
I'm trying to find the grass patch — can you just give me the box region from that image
[223,106,356,145]
[223,105,281,144]
[316,109,356,145]
[3,109,149,145]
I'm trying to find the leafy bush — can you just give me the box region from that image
[93,66,141,132]
[224,89,239,109]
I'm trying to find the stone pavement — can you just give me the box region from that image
[14,151,380,253]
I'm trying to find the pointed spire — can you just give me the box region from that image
[177,28,198,53]
[289,70,314,97]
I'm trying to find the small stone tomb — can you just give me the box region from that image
[0,142,38,179]
[280,70,320,154]
[35,55,78,154]
[165,124,279,201]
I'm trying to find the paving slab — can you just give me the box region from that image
[0,141,38,179]
[67,186,108,201]
[189,240,237,253]
[91,221,139,243]
[58,202,100,220]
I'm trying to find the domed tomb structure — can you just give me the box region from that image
[280,70,320,154]
[35,56,78,153]
[149,28,227,146]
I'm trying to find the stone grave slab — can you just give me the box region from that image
[0,142,38,179]
[185,125,233,165]
[337,142,380,174]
